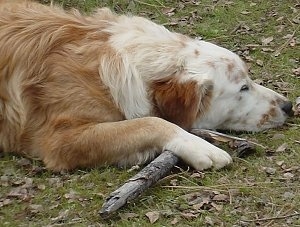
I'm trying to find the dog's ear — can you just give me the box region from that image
[152,78,213,130]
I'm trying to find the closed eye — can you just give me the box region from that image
[240,84,249,92]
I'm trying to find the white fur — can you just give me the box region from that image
[99,14,289,131]
[97,11,290,169]
[165,127,232,170]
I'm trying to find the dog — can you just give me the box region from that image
[0,1,293,172]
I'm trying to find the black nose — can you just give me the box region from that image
[280,101,293,116]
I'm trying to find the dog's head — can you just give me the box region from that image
[98,11,292,131]
[151,40,292,131]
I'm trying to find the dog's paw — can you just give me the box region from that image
[165,129,232,170]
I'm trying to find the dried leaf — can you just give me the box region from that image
[181,212,199,219]
[292,68,300,76]
[205,216,215,226]
[211,202,223,211]
[262,47,274,52]
[276,160,284,166]
[283,192,294,200]
[289,37,296,47]
[261,36,274,45]
[171,217,179,225]
[162,7,176,16]
[37,184,46,190]
[51,209,69,222]
[1,175,10,187]
[272,134,285,140]
[276,143,288,152]
[145,211,160,224]
[212,194,229,201]
[192,197,211,210]
[29,204,44,214]
[283,172,294,179]
[241,11,250,15]
[17,158,32,167]
[0,199,12,207]
[256,59,264,66]
[294,97,300,116]
[292,17,300,24]
[265,167,276,175]
[119,212,139,220]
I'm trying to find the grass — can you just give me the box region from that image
[1,0,299,226]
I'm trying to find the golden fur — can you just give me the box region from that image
[0,1,291,171]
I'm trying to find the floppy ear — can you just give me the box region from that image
[152,78,213,130]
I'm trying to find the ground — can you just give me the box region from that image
[0,0,299,226]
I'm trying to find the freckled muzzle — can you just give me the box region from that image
[279,101,294,117]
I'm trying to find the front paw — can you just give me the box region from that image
[165,130,232,170]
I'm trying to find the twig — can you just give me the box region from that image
[274,25,299,56]
[191,128,267,149]
[242,212,300,222]
[133,0,164,8]
[99,150,178,219]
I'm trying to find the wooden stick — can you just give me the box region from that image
[99,129,256,218]
[99,150,178,219]
[242,212,300,222]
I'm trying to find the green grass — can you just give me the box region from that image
[1,0,299,226]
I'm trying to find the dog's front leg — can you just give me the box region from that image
[38,117,231,171]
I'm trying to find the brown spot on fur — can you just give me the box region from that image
[258,107,277,127]
[194,49,200,56]
[151,78,212,130]
[207,61,216,69]
[227,62,235,73]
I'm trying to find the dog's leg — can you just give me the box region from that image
[38,117,231,171]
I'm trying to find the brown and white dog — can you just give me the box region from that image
[0,1,293,171]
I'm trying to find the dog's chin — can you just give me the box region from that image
[216,121,286,134]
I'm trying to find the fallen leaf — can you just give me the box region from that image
[262,47,274,52]
[276,160,284,166]
[0,199,12,207]
[289,37,296,47]
[205,216,215,226]
[292,68,300,76]
[265,167,276,175]
[51,209,69,223]
[283,172,294,179]
[145,211,160,224]
[17,158,32,167]
[212,194,229,202]
[119,212,139,220]
[261,36,274,45]
[276,143,288,152]
[1,175,10,187]
[283,192,294,200]
[29,204,43,214]
[192,197,211,210]
[272,134,285,140]
[294,97,300,116]
[181,212,199,219]
[162,7,176,16]
[170,179,178,186]
[171,217,179,225]
[241,11,250,15]
[211,202,223,211]
[190,172,204,179]
[256,59,264,66]
[37,184,46,190]
[292,17,300,24]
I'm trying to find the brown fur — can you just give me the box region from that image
[0,1,204,171]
